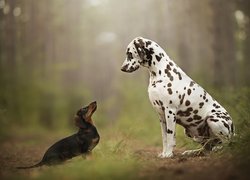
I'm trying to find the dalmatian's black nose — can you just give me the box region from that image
[121,64,129,72]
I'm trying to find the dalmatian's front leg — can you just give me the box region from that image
[158,109,176,158]
[158,114,168,158]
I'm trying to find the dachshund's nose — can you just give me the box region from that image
[90,101,97,106]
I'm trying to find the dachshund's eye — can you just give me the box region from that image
[81,107,88,114]
[83,107,87,111]
[77,107,88,116]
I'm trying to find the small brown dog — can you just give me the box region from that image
[17,101,100,169]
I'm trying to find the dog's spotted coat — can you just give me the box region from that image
[121,37,234,158]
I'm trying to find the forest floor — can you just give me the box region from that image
[0,132,248,180]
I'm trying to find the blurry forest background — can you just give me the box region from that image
[0,0,250,136]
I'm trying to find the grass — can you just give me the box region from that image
[1,87,250,179]
[1,119,200,179]
[3,128,141,180]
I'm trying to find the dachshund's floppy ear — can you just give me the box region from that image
[74,116,87,128]
[133,37,146,60]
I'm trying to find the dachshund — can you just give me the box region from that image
[17,101,100,169]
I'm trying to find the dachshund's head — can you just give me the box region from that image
[75,101,97,128]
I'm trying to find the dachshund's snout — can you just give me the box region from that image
[89,101,97,112]
[92,101,97,106]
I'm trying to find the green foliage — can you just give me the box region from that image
[220,88,250,173]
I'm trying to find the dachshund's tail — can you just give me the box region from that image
[16,161,44,169]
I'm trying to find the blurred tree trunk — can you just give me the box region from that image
[178,35,190,73]
[235,0,250,86]
[244,19,250,86]
[4,0,16,68]
[211,0,236,87]
[1,0,20,122]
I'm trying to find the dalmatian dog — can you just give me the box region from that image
[121,37,234,158]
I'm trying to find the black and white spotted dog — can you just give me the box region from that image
[121,37,234,158]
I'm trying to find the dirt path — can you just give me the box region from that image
[0,135,54,178]
[134,148,237,180]
[0,137,246,180]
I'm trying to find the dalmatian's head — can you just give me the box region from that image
[121,37,155,73]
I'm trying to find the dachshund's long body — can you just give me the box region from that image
[17,101,100,169]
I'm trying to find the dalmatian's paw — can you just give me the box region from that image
[158,151,174,158]
[212,145,223,152]
[182,148,206,157]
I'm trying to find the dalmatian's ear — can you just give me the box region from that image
[133,37,146,60]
